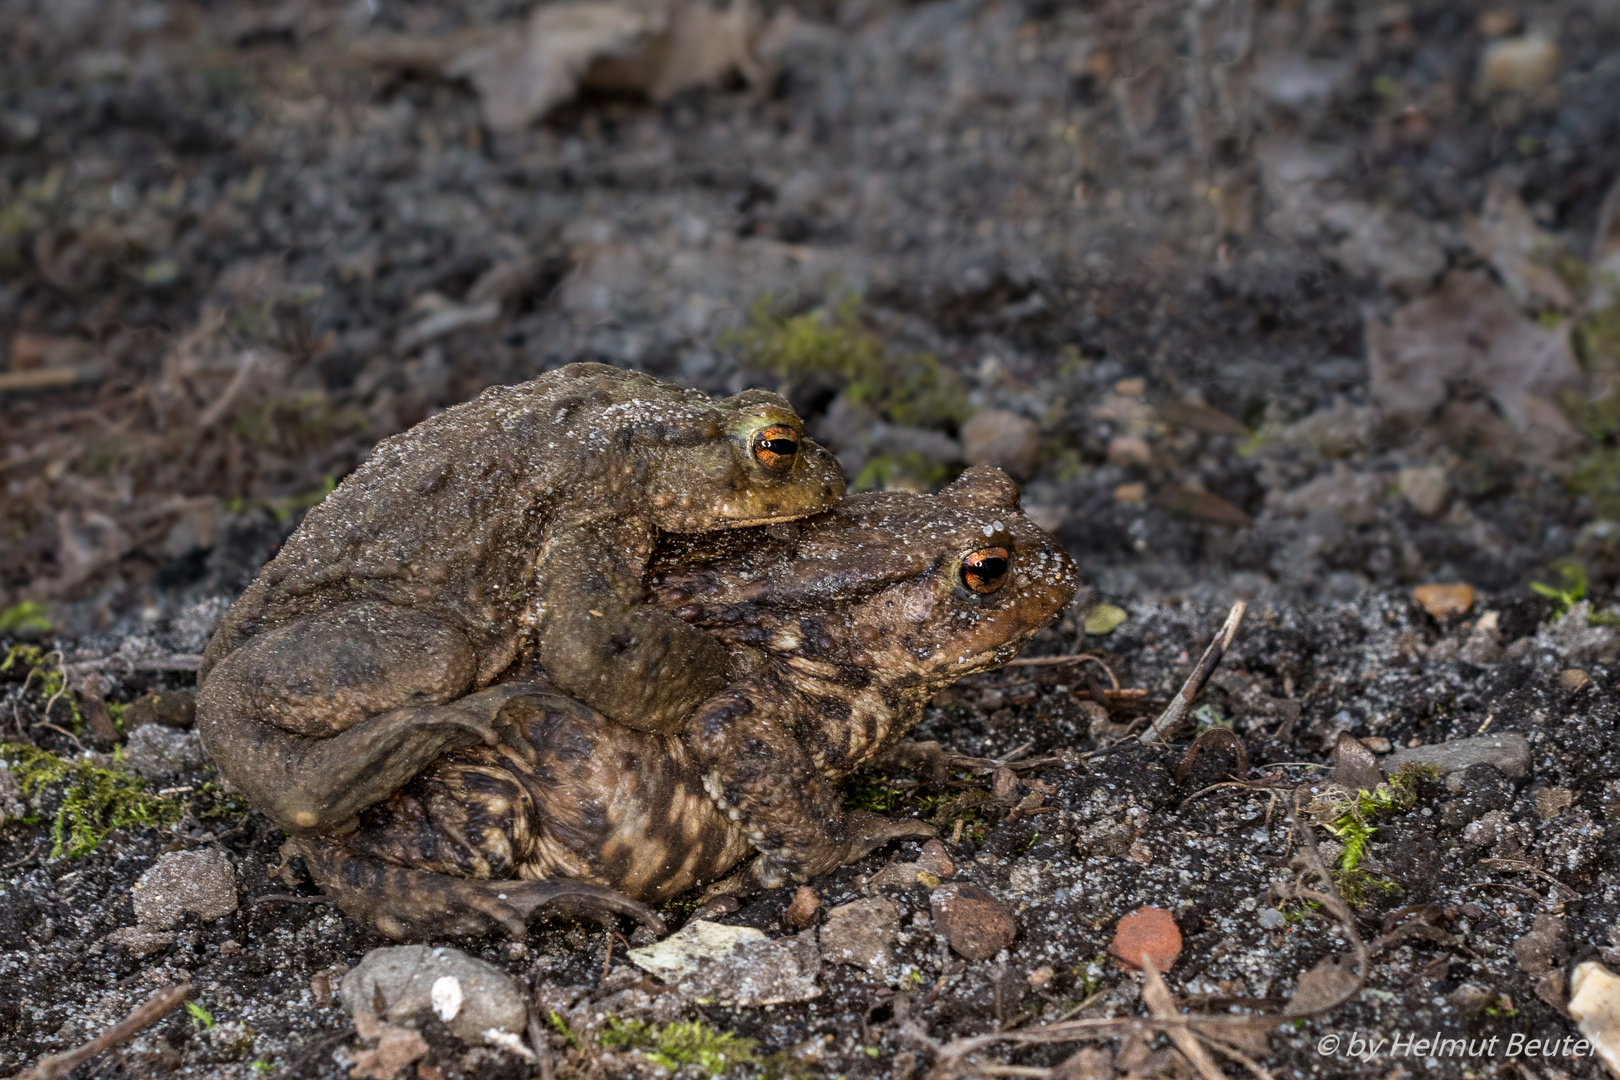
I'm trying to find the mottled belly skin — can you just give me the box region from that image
[342,691,755,903]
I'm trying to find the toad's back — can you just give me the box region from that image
[199,364,706,680]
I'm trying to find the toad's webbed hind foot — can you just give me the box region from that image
[288,840,666,942]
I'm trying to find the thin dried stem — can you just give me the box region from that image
[9,983,189,1080]
[1139,601,1247,745]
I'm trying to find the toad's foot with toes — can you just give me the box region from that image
[287,840,666,941]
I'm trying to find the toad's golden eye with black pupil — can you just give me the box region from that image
[751,424,800,473]
[960,546,1011,593]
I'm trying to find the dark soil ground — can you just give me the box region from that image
[2,0,1619,1077]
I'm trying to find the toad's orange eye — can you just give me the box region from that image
[751,424,800,473]
[960,546,1011,594]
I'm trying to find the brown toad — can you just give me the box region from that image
[285,466,1077,939]
[197,363,844,835]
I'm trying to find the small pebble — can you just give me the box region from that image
[1559,668,1590,692]
[783,885,822,931]
[123,725,207,782]
[1480,34,1560,93]
[1383,733,1531,778]
[1397,466,1450,517]
[1110,906,1182,972]
[342,945,527,1045]
[628,920,765,982]
[1568,961,1620,1076]
[1106,434,1152,467]
[131,848,237,929]
[1258,908,1286,930]
[821,897,900,977]
[930,883,1017,961]
[1413,583,1475,620]
[961,409,1040,479]
[917,839,955,879]
[1113,482,1147,504]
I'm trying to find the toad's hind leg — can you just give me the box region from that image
[197,601,532,834]
[287,840,665,941]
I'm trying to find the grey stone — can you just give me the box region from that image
[683,929,822,1006]
[930,883,1017,961]
[168,597,231,653]
[1268,463,1384,528]
[1537,603,1620,666]
[628,919,765,982]
[1248,54,1347,110]
[1383,734,1531,779]
[1273,399,1376,456]
[342,944,528,1044]
[818,395,961,481]
[0,765,24,827]
[1397,466,1450,517]
[1457,617,1504,666]
[820,897,900,978]
[104,926,176,957]
[122,689,196,731]
[1321,201,1446,296]
[123,724,207,781]
[131,848,238,928]
[961,409,1040,479]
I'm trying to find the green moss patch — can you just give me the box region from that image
[598,1018,759,1077]
[726,295,970,431]
[1,742,243,857]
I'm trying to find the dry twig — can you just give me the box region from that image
[7,983,189,1080]
[1138,601,1248,745]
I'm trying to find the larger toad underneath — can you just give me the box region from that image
[285,466,1077,939]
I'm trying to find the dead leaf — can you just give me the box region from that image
[349,1020,428,1080]
[1140,961,1225,1080]
[1175,727,1250,784]
[1380,903,1448,935]
[1322,201,1447,296]
[1084,603,1128,635]
[1156,399,1249,437]
[587,0,763,102]
[7,333,95,372]
[1284,953,1361,1016]
[1514,913,1567,976]
[1366,270,1580,456]
[1153,485,1253,527]
[444,0,763,133]
[1536,787,1574,820]
[1463,178,1576,312]
[1594,172,1620,310]
[1329,732,1382,792]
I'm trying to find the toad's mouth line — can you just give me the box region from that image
[715,512,820,527]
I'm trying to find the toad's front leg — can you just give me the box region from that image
[682,681,934,891]
[532,521,733,736]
